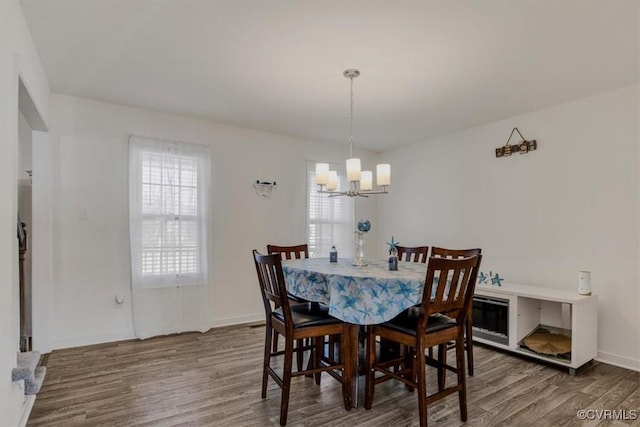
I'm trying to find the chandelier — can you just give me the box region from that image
[315,69,390,197]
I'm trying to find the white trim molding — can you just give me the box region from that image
[596,351,640,372]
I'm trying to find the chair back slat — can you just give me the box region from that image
[267,244,309,260]
[421,254,482,324]
[395,245,429,263]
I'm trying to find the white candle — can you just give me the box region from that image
[578,271,591,295]
[376,164,390,186]
[315,163,329,185]
[327,170,338,191]
[360,171,372,190]
[346,158,361,182]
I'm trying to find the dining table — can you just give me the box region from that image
[281,257,429,406]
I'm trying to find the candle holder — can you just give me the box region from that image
[578,271,591,295]
[353,231,367,267]
[352,219,371,267]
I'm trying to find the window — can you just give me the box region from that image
[306,160,354,258]
[129,136,210,288]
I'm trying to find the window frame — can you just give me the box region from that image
[129,136,210,289]
[306,160,354,259]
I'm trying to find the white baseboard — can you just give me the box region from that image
[48,314,266,349]
[16,395,35,427]
[212,313,264,328]
[596,350,640,372]
[51,332,136,350]
[48,315,265,349]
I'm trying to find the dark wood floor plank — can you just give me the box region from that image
[28,325,638,427]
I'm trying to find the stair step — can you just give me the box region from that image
[25,366,46,395]
[12,351,41,382]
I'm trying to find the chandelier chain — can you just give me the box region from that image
[349,74,354,158]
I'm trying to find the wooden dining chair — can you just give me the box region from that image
[253,250,352,426]
[364,254,482,427]
[267,244,309,261]
[267,244,311,305]
[382,245,429,364]
[395,245,429,263]
[431,247,482,377]
[267,244,313,371]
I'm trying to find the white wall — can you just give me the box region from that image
[47,93,378,348]
[377,85,640,370]
[0,1,50,425]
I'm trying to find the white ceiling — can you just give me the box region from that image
[20,0,639,151]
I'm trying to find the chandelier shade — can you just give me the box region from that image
[315,69,390,198]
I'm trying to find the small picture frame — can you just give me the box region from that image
[496,128,537,158]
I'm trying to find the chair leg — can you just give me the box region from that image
[404,346,415,392]
[304,338,316,378]
[364,327,376,409]
[314,337,322,385]
[262,324,273,399]
[340,327,352,411]
[416,342,428,427]
[456,336,468,422]
[279,337,294,426]
[437,343,446,392]
[296,339,304,372]
[328,334,336,361]
[272,330,279,352]
[465,317,474,376]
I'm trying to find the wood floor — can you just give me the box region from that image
[29,324,639,426]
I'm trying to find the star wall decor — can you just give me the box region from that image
[478,271,503,287]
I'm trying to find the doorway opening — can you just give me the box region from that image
[17,77,47,352]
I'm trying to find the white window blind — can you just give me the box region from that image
[306,160,354,259]
[129,135,210,289]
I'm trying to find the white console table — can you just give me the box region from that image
[474,282,598,375]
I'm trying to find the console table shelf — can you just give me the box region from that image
[474,282,598,375]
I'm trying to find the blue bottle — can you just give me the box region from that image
[330,245,338,263]
[388,247,398,271]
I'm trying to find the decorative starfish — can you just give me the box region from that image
[374,303,388,317]
[478,272,488,284]
[386,236,400,253]
[376,282,390,295]
[395,282,413,298]
[357,309,371,320]
[342,295,358,309]
[491,273,503,287]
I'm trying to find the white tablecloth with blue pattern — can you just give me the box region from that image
[282,258,428,325]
